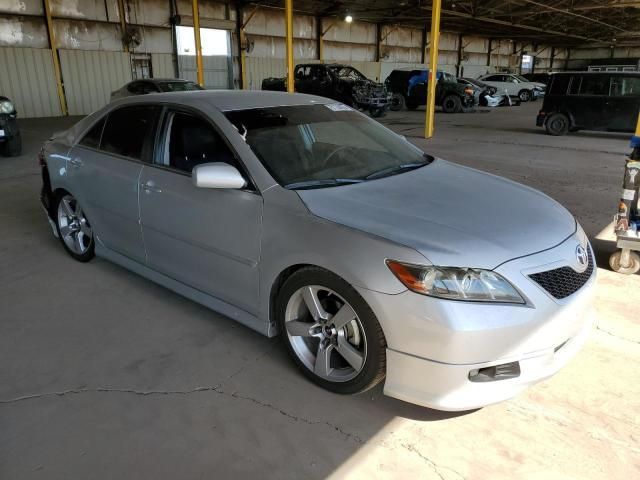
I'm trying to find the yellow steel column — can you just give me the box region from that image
[424,0,442,138]
[192,0,205,87]
[117,0,128,52]
[285,0,295,93]
[636,110,640,137]
[42,0,67,116]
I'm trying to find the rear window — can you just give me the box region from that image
[100,105,159,161]
[549,75,571,95]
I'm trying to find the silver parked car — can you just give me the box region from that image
[39,91,596,411]
[110,78,203,101]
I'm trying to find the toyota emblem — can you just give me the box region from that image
[576,245,588,267]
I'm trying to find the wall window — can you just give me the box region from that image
[176,26,230,56]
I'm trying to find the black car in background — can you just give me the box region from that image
[0,96,21,157]
[262,64,391,117]
[385,69,475,113]
[537,72,640,135]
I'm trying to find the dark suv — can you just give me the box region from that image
[537,72,640,136]
[384,69,475,113]
[0,95,21,157]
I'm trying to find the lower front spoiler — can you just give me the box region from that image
[383,308,595,412]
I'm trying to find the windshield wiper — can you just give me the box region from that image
[365,161,428,180]
[285,178,364,190]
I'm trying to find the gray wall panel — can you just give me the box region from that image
[0,47,61,117]
[59,49,132,115]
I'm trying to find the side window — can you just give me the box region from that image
[165,112,235,173]
[568,76,581,95]
[485,75,502,82]
[79,116,106,149]
[579,76,608,95]
[549,75,571,95]
[610,76,640,96]
[101,105,159,161]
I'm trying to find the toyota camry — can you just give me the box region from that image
[39,91,596,411]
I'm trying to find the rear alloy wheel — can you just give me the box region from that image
[518,89,532,102]
[56,193,95,262]
[545,113,570,136]
[277,267,386,394]
[389,93,405,111]
[442,95,462,113]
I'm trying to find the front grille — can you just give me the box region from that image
[529,245,594,300]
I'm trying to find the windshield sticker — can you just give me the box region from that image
[325,103,353,112]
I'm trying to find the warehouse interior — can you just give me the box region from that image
[1,1,639,479]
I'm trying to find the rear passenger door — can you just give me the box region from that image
[568,75,610,130]
[67,105,160,263]
[138,108,262,314]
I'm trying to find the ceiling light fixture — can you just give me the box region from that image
[345,14,353,23]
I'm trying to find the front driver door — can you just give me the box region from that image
[138,108,262,314]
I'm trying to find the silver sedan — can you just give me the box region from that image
[40,91,596,411]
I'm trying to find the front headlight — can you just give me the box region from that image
[0,100,14,114]
[386,260,525,304]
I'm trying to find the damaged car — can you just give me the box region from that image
[262,63,391,117]
[385,69,475,113]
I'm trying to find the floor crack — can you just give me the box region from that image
[400,443,466,480]
[596,326,640,344]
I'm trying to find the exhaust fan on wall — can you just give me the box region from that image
[122,26,142,49]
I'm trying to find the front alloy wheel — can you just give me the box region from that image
[277,268,386,394]
[56,193,95,262]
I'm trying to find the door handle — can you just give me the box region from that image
[69,158,83,168]
[141,181,162,193]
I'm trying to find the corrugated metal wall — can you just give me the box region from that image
[151,53,176,78]
[177,55,230,89]
[59,49,132,115]
[0,47,61,117]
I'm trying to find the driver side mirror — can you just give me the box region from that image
[192,163,247,189]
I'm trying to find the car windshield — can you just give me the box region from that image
[514,75,530,83]
[225,104,431,189]
[158,81,203,92]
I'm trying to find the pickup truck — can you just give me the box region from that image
[262,63,392,117]
[385,69,475,113]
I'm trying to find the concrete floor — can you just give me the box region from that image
[1,103,638,479]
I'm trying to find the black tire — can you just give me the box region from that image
[54,192,95,262]
[406,99,419,111]
[442,95,462,113]
[1,131,22,157]
[276,267,386,395]
[389,93,405,111]
[518,89,532,102]
[545,113,570,136]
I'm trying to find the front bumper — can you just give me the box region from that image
[0,113,19,141]
[357,230,597,411]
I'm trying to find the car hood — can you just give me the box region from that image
[297,159,575,269]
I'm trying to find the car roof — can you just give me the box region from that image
[113,89,335,111]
